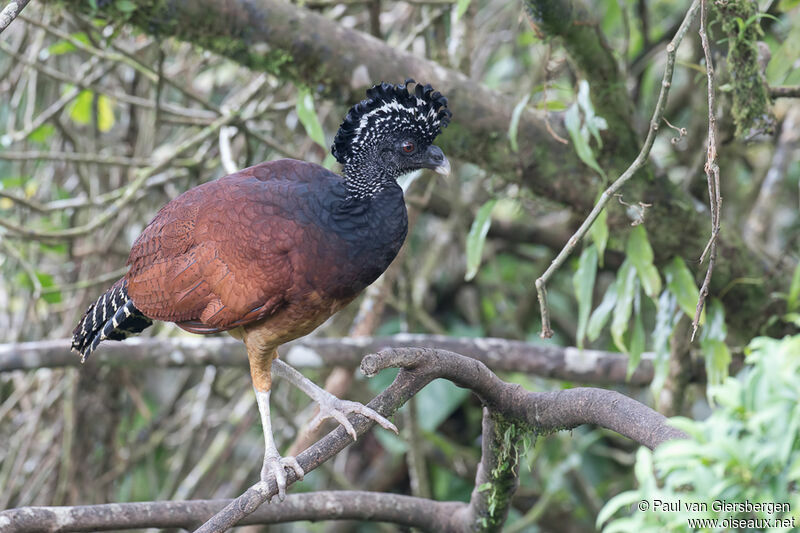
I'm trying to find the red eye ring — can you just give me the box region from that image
[402,141,415,153]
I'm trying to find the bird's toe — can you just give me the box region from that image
[261,454,303,502]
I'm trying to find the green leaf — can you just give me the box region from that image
[587,279,617,342]
[573,245,598,349]
[626,225,662,299]
[115,0,137,13]
[700,299,727,342]
[455,0,471,21]
[628,311,645,379]
[508,93,530,153]
[68,91,115,131]
[650,290,680,397]
[295,87,327,150]
[591,203,608,266]
[69,90,93,124]
[788,262,800,312]
[28,124,55,144]
[464,199,497,281]
[98,94,115,132]
[596,490,642,529]
[576,80,608,148]
[664,257,701,320]
[611,259,637,353]
[701,338,731,388]
[564,103,606,178]
[47,32,89,56]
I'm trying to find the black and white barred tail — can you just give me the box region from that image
[71,279,153,362]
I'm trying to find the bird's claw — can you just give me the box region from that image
[308,396,398,441]
[261,453,304,502]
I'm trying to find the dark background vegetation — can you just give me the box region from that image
[0,0,799,531]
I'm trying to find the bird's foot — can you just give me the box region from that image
[307,391,398,441]
[261,452,304,502]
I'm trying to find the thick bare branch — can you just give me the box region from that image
[0,491,464,532]
[0,335,718,386]
[360,348,687,450]
[196,347,683,530]
[1,346,684,531]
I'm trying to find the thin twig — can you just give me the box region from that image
[534,0,701,338]
[0,150,150,167]
[692,0,721,342]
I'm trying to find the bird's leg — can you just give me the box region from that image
[272,358,398,441]
[247,346,304,501]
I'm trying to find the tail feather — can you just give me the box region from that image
[72,279,153,362]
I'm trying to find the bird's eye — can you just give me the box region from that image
[401,140,415,154]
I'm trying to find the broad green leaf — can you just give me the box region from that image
[788,262,800,312]
[564,103,606,178]
[628,311,645,379]
[37,271,61,304]
[611,259,637,353]
[596,490,642,529]
[97,94,115,132]
[465,199,497,281]
[664,257,701,320]
[295,87,326,150]
[29,124,55,143]
[576,80,607,148]
[47,32,89,55]
[455,0,471,21]
[650,290,680,397]
[591,203,608,266]
[508,93,530,153]
[70,90,93,124]
[700,299,727,342]
[573,245,598,349]
[587,279,617,342]
[626,225,662,299]
[701,338,731,388]
[69,91,115,131]
[115,0,137,13]
[0,175,27,189]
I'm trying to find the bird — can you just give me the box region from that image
[71,79,451,500]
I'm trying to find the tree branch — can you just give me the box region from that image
[535,0,701,337]
[0,0,30,34]
[0,491,464,532]
[2,347,684,531]
[770,85,800,98]
[0,335,721,386]
[458,409,525,532]
[45,0,781,338]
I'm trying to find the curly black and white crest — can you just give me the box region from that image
[332,79,451,165]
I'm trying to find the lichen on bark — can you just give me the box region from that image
[714,0,775,138]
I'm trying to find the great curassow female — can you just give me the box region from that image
[72,80,451,500]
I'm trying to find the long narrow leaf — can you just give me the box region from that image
[573,245,598,349]
[465,199,497,281]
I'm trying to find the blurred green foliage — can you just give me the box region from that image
[599,334,800,532]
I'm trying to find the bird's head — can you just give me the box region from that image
[332,79,451,197]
